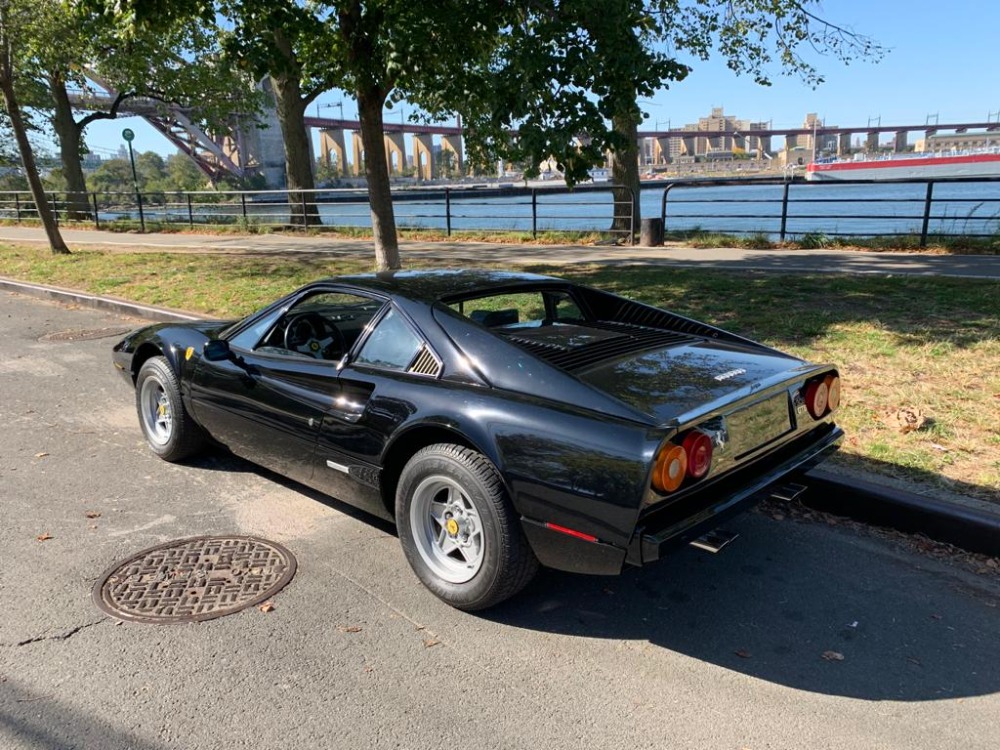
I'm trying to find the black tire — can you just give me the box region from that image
[396,444,538,611]
[134,356,205,462]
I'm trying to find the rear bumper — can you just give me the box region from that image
[628,424,844,566]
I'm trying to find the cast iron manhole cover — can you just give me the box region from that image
[92,536,297,624]
[40,326,134,342]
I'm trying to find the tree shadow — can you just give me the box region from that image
[479,511,999,703]
[0,679,169,750]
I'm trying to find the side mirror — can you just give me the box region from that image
[203,339,232,362]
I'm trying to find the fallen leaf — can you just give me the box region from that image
[735,649,752,659]
[258,601,275,613]
[890,406,926,434]
[85,511,101,519]
[821,650,845,662]
[34,452,49,458]
[423,638,441,648]
[36,533,53,542]
[337,625,362,633]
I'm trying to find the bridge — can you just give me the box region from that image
[67,77,1000,184]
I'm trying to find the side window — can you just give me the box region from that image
[449,289,585,329]
[354,308,423,371]
[229,290,383,360]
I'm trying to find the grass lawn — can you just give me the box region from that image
[3,242,998,503]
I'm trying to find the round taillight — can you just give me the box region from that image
[682,430,713,479]
[653,443,688,493]
[824,374,841,411]
[805,378,829,419]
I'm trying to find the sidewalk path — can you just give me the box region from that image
[3,225,1000,279]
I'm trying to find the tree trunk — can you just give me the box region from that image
[357,89,400,270]
[0,79,69,254]
[270,72,319,227]
[610,113,641,241]
[50,75,91,221]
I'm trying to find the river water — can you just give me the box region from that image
[306,180,1000,239]
[72,179,1000,239]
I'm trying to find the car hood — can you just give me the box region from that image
[573,339,816,424]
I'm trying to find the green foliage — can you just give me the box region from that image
[455,1,884,186]
[86,150,210,194]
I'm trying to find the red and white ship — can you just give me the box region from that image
[806,148,1000,181]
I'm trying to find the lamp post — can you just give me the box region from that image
[121,128,144,232]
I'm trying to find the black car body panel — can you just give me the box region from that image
[114,271,843,577]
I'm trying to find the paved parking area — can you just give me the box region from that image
[2,290,999,750]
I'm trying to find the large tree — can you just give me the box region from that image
[456,0,883,237]
[0,0,68,253]
[81,0,510,270]
[28,2,257,220]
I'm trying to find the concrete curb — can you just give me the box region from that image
[804,468,1000,558]
[4,276,998,558]
[0,277,203,322]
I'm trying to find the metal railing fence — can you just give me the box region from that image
[0,184,636,242]
[659,176,1000,246]
[4,177,999,246]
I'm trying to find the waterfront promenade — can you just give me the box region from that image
[2,225,1000,279]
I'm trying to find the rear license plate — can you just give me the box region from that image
[728,392,792,458]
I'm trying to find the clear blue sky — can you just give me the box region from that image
[74,0,1000,160]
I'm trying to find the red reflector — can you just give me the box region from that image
[682,430,713,479]
[805,378,829,419]
[544,522,598,543]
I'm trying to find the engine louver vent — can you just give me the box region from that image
[504,322,696,372]
[615,303,720,339]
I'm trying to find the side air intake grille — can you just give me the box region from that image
[408,347,442,377]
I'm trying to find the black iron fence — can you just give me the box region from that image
[3,177,1000,246]
[0,185,636,242]
[659,176,1000,246]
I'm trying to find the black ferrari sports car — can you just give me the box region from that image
[113,270,842,609]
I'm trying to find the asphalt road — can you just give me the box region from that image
[2,290,999,750]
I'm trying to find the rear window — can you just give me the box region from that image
[448,290,584,329]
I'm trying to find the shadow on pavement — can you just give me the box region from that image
[1,679,169,750]
[482,513,1000,703]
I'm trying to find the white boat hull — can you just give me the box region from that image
[806,153,1000,181]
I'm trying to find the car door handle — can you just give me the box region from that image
[329,395,367,423]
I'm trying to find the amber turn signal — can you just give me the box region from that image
[824,374,841,411]
[652,442,688,493]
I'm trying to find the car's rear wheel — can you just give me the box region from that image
[135,356,205,462]
[396,444,538,610]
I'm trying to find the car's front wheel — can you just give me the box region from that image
[135,356,205,462]
[396,444,538,610]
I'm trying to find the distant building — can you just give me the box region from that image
[680,107,770,159]
[916,131,1000,152]
[798,113,839,156]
